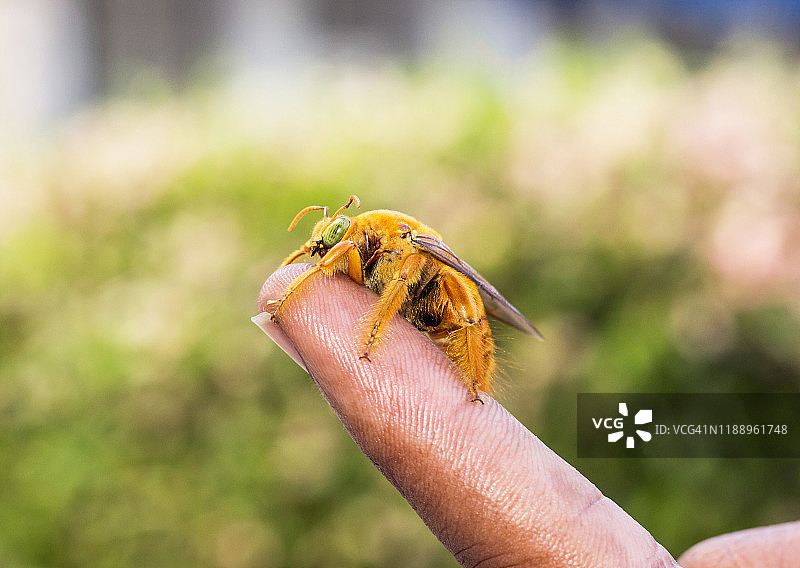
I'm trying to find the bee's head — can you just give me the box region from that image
[307,215,353,257]
[287,195,360,257]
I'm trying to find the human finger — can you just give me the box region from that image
[679,521,800,568]
[254,264,680,568]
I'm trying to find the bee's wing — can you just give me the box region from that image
[411,233,544,339]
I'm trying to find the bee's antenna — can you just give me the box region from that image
[287,195,359,231]
[287,205,328,231]
[330,195,360,219]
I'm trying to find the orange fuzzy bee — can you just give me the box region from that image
[267,195,543,401]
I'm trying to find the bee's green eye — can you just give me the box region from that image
[322,217,350,247]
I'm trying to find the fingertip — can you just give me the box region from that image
[251,311,310,374]
[256,263,312,315]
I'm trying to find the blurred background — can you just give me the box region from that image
[1,1,799,567]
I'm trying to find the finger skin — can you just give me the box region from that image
[255,264,680,568]
[679,521,800,568]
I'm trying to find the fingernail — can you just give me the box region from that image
[251,312,310,374]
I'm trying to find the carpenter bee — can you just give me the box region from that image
[266,195,542,401]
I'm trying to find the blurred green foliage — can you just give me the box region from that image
[1,40,799,567]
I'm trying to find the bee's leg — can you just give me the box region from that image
[267,240,362,319]
[439,271,495,402]
[278,245,311,268]
[361,253,427,361]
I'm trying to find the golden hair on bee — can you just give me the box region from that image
[267,195,542,402]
